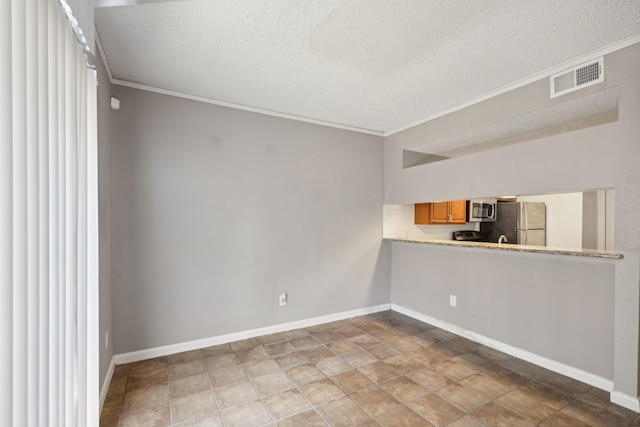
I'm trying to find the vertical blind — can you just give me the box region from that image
[1,0,98,426]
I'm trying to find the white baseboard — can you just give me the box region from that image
[99,355,116,415]
[611,391,640,413]
[391,304,614,392]
[114,304,391,365]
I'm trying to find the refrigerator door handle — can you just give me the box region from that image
[522,230,527,245]
[523,203,528,230]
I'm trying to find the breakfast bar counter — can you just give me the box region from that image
[384,238,623,259]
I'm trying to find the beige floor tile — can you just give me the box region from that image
[375,405,432,427]
[496,388,557,423]
[207,364,247,388]
[409,348,446,366]
[431,360,478,381]
[409,393,465,427]
[331,323,364,338]
[316,355,351,376]
[471,402,535,427]
[459,373,514,399]
[274,351,310,370]
[299,378,346,406]
[326,340,360,354]
[300,345,335,364]
[220,399,272,427]
[101,312,624,427]
[561,396,637,427]
[445,414,486,427]
[368,343,403,360]
[200,343,233,359]
[129,357,168,375]
[106,374,128,396]
[352,386,402,417]
[122,383,170,414]
[281,329,310,340]
[538,412,592,427]
[436,383,492,412]
[167,349,202,366]
[101,393,124,419]
[202,353,239,371]
[518,380,575,410]
[229,338,260,352]
[391,337,423,353]
[126,366,168,392]
[173,412,223,427]
[169,373,211,399]
[252,371,295,397]
[276,409,327,426]
[290,335,322,350]
[264,341,296,357]
[168,360,205,381]
[286,364,326,387]
[311,331,342,344]
[235,345,270,363]
[263,388,311,420]
[498,358,546,379]
[357,361,399,384]
[316,396,371,426]
[243,358,281,378]
[330,369,375,394]
[213,380,258,409]
[383,354,426,374]
[341,349,378,368]
[99,415,120,427]
[170,390,217,424]
[119,403,171,427]
[381,376,429,403]
[257,333,286,346]
[350,334,383,350]
[538,370,593,397]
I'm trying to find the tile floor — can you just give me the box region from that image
[100,311,640,426]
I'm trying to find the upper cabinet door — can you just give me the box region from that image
[429,202,451,224]
[449,200,467,224]
[415,200,468,225]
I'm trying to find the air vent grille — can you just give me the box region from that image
[551,57,603,98]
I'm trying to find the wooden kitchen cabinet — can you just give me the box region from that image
[415,200,467,224]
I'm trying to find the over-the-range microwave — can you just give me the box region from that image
[467,199,497,222]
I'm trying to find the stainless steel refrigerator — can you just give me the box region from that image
[480,202,546,246]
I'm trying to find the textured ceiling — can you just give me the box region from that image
[95,0,640,134]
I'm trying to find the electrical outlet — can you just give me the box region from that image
[449,295,457,307]
[105,329,110,350]
[279,292,288,306]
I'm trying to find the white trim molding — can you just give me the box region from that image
[114,304,391,365]
[610,391,640,413]
[391,304,615,392]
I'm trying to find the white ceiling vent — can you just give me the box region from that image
[550,57,604,98]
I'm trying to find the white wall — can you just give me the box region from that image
[383,204,478,240]
[384,43,640,401]
[110,87,390,354]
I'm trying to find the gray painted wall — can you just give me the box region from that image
[109,88,390,353]
[97,50,114,387]
[391,242,615,378]
[385,44,640,397]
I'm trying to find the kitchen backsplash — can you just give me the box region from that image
[383,204,478,240]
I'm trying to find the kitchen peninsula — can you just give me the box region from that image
[384,237,623,259]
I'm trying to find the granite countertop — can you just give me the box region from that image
[384,238,623,259]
